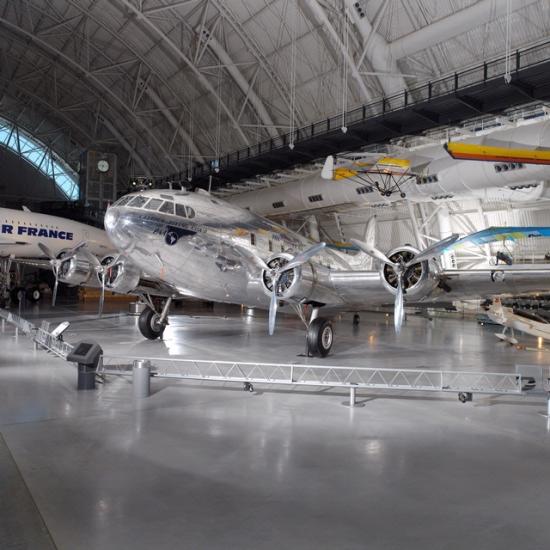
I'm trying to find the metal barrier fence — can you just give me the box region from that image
[100,355,537,396]
[0,308,74,358]
[2,308,549,407]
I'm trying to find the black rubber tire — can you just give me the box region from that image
[138,308,166,340]
[307,317,333,358]
[26,287,41,302]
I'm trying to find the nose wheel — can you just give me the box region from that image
[306,317,333,357]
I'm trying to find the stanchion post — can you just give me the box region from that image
[349,386,356,407]
[133,359,151,399]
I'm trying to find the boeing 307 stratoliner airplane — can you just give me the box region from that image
[19,189,550,357]
[55,189,549,357]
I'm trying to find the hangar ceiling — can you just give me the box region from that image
[0,0,548,181]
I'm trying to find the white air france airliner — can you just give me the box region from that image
[1,206,114,303]
[0,206,111,258]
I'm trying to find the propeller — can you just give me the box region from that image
[351,233,460,333]
[39,241,86,306]
[83,252,121,318]
[264,242,326,335]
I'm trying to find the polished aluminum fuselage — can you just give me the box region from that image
[104,190,550,310]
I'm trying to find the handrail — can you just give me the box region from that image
[160,38,550,185]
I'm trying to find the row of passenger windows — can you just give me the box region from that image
[114,195,195,219]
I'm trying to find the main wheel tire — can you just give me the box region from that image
[26,287,41,302]
[138,308,166,340]
[307,317,333,358]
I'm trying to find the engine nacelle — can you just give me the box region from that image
[102,259,141,294]
[379,245,438,301]
[58,253,94,286]
[260,253,336,305]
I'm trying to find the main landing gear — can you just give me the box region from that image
[300,306,333,358]
[307,317,334,357]
[138,296,172,340]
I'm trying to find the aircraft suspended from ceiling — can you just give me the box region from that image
[320,151,431,198]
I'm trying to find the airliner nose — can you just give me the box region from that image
[104,206,132,249]
[104,207,119,232]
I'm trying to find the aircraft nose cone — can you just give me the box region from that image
[104,207,132,249]
[104,208,119,232]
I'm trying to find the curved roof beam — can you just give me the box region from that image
[300,0,373,102]
[63,0,205,164]
[344,0,406,96]
[389,0,540,60]
[117,0,249,146]
[210,0,306,126]
[0,43,158,176]
[0,115,79,200]
[138,79,204,162]
[99,115,149,176]
[198,27,278,139]
[0,15,179,173]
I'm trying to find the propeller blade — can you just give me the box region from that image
[98,271,105,318]
[234,245,270,273]
[404,234,460,268]
[321,155,335,180]
[61,241,87,261]
[51,276,59,307]
[350,239,397,268]
[268,279,279,336]
[282,242,326,272]
[394,274,404,334]
[38,242,55,260]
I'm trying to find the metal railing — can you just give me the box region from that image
[100,355,537,396]
[2,309,548,404]
[173,37,550,184]
[0,309,74,358]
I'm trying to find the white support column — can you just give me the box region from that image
[363,215,377,269]
[406,201,426,250]
[437,206,457,269]
[475,200,492,262]
[307,215,320,242]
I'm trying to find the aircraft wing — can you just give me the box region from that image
[8,257,52,269]
[436,265,550,301]
[444,141,550,165]
[448,226,550,249]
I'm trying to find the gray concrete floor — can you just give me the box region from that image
[2,300,550,549]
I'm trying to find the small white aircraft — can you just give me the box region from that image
[487,298,550,345]
[0,206,113,303]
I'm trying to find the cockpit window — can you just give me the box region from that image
[186,206,196,219]
[175,203,187,218]
[115,196,131,207]
[128,196,148,208]
[144,198,163,211]
[159,201,175,215]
